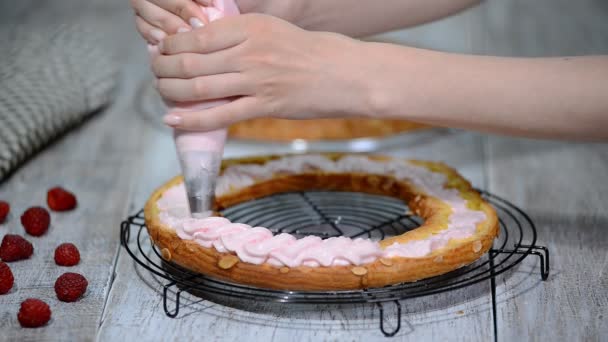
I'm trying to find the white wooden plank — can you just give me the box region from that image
[471,1,608,338]
[0,1,147,340]
[486,137,608,342]
[0,83,145,341]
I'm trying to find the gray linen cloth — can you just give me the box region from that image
[0,22,118,181]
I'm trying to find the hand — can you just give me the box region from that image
[153,14,376,131]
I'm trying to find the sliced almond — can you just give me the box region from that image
[218,255,239,269]
[433,255,444,263]
[161,248,172,261]
[379,258,393,267]
[472,241,483,253]
[367,176,380,187]
[351,266,368,276]
[279,267,290,274]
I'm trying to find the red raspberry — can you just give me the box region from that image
[17,298,52,328]
[54,243,80,266]
[0,201,9,223]
[0,234,34,262]
[47,187,77,211]
[0,261,14,294]
[54,272,88,302]
[21,207,50,236]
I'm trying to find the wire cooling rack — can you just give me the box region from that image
[120,190,549,338]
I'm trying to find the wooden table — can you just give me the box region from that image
[1,0,606,341]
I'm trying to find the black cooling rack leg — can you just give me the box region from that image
[120,221,130,247]
[163,281,181,318]
[376,301,402,337]
[517,245,550,281]
[532,249,550,281]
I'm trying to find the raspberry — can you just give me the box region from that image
[0,261,14,294]
[54,272,88,302]
[0,201,9,223]
[21,207,50,236]
[54,243,80,266]
[0,234,34,262]
[47,187,77,211]
[17,298,51,328]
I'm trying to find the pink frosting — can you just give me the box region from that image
[157,155,488,267]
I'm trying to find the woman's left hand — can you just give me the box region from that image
[153,14,375,131]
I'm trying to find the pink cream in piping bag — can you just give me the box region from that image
[164,0,240,217]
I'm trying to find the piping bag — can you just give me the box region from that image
[153,0,241,218]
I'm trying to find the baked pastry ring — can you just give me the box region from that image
[145,154,499,290]
[228,118,429,141]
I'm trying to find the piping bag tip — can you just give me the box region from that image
[174,128,227,218]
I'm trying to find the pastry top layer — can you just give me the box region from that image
[228,118,428,141]
[156,154,489,268]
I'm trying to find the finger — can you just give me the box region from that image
[157,73,251,102]
[160,17,247,55]
[147,0,209,28]
[151,50,239,78]
[131,0,189,34]
[164,96,260,131]
[135,15,166,44]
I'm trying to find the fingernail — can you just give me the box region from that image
[189,17,205,28]
[149,29,166,43]
[177,27,191,33]
[163,114,183,126]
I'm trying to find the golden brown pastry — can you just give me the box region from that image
[145,154,498,290]
[228,118,429,141]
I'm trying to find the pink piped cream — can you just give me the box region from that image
[157,155,487,267]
